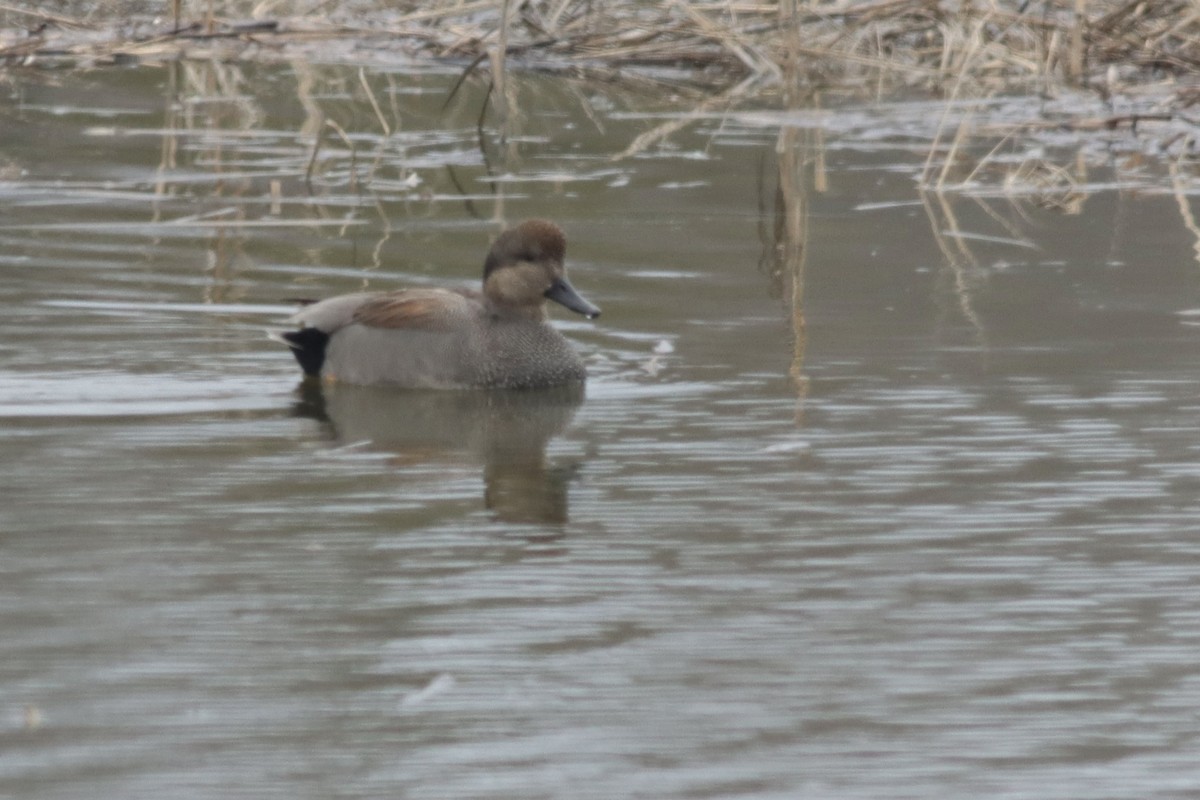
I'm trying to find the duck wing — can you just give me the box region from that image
[352,288,480,332]
[330,288,484,387]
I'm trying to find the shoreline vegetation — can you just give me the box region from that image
[3,2,1199,198]
[3,2,1197,96]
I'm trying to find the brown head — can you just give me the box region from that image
[482,219,600,320]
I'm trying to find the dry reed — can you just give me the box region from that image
[6,1,1200,199]
[3,1,1199,101]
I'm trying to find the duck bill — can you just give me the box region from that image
[545,277,600,319]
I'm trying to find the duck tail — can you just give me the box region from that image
[267,327,329,377]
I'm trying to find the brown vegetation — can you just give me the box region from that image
[4,2,1199,203]
[2,1,1198,100]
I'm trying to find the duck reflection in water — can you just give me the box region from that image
[292,381,584,525]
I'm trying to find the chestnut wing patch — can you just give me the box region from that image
[352,289,477,332]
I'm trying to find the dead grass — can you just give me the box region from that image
[6,1,1200,199]
[2,1,1199,97]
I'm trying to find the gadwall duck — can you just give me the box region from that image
[275,219,600,389]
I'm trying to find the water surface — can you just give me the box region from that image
[4,63,1200,799]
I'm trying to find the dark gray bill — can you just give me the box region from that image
[545,277,600,319]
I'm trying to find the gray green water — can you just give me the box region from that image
[5,62,1200,798]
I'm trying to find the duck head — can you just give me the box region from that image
[482,219,601,319]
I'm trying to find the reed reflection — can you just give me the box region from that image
[292,381,584,524]
[760,74,818,424]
